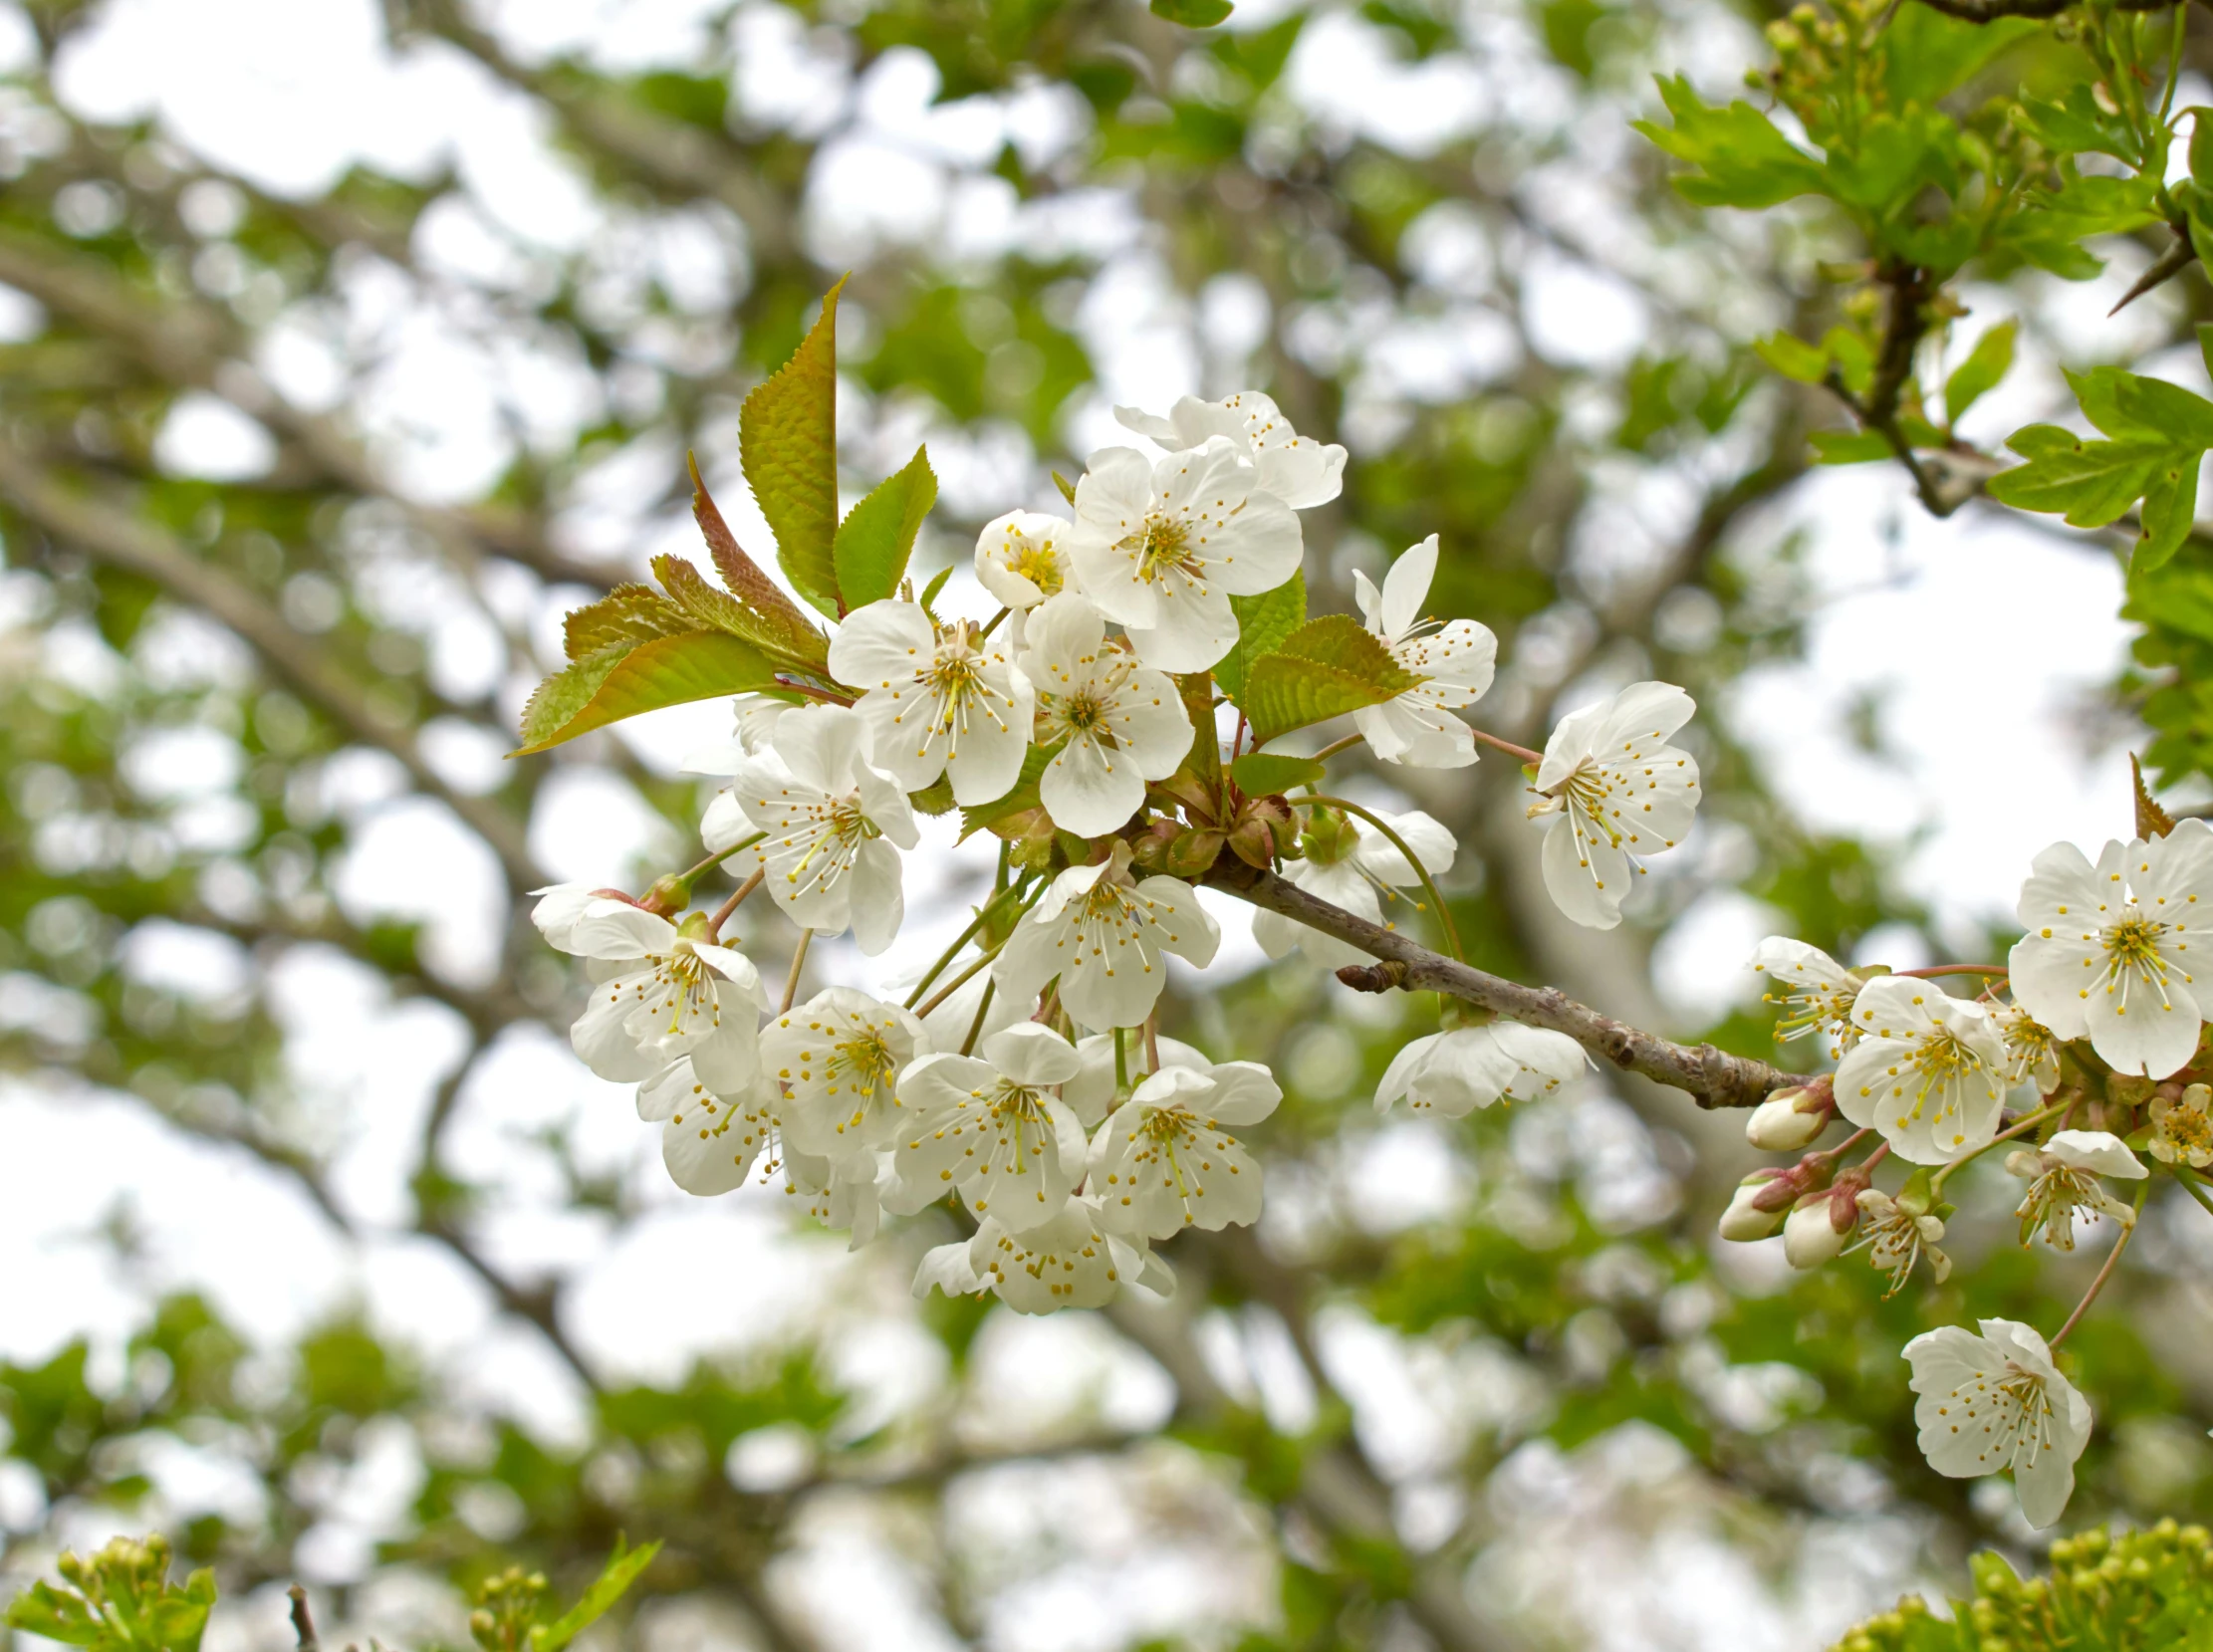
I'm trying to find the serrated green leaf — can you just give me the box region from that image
[1634,77,1826,211]
[1215,572,1307,699]
[1243,616,1418,747]
[2014,86,2140,164]
[742,277,847,618]
[1880,7,2036,109]
[1825,110,1958,215]
[2136,454,2203,573]
[6,1582,102,1645]
[515,633,781,755]
[1754,332,1827,384]
[1151,0,1233,24]
[917,564,953,622]
[532,1539,661,1652]
[1229,752,1324,797]
[2129,548,2213,645]
[2070,365,2213,447]
[1821,327,1874,397]
[1985,426,2173,527]
[563,584,691,660]
[688,454,831,670]
[1809,429,1893,465]
[1943,320,2015,426]
[833,445,936,610]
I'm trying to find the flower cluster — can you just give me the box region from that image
[525,390,1724,1322]
[1725,816,2213,1527]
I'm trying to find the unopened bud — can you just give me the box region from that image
[1746,1077,1833,1151]
[1784,1196,1853,1269]
[1720,1173,1786,1241]
[1164,827,1226,877]
[1129,818,1181,873]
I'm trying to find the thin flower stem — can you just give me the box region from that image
[2049,1178,2149,1348]
[1813,1126,1872,1164]
[704,869,765,941]
[780,928,813,1014]
[1931,1100,2070,1196]
[1893,964,2008,979]
[673,832,764,892]
[1143,1012,1161,1074]
[958,980,996,1058]
[1309,732,1364,765]
[906,879,1033,1008]
[1231,712,1249,762]
[1467,727,1542,765]
[914,938,1008,1020]
[978,605,1010,641]
[1113,1025,1129,1091]
[1302,795,1465,962]
[773,677,855,706]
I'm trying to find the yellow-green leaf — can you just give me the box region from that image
[742,277,847,618]
[562,584,690,660]
[1215,572,1306,699]
[531,1539,661,1652]
[1229,752,1323,796]
[1243,616,1418,747]
[1942,320,2016,426]
[833,445,936,610]
[515,632,781,755]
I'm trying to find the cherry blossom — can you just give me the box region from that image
[1066,438,1303,671]
[2008,1129,2146,1251]
[1348,536,1498,769]
[974,509,1080,610]
[1112,391,1347,510]
[827,597,1033,805]
[1904,1318,2091,1529]
[1526,681,1700,929]
[2009,821,2213,1080]
[1747,937,1864,1060]
[761,988,931,1171]
[552,901,771,1091]
[914,1194,1173,1314]
[1021,592,1192,836]
[993,845,1219,1032]
[1374,1019,1587,1117]
[887,1023,1088,1230]
[1090,1059,1282,1239]
[2149,1082,2213,1168]
[1833,977,2009,1165]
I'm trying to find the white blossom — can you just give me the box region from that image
[1747,937,1864,1059]
[1113,390,1347,510]
[1021,592,1192,836]
[993,846,1219,1031]
[2009,821,2213,1080]
[1996,1002,2063,1094]
[761,987,931,1172]
[1252,808,1457,969]
[725,704,917,954]
[1833,977,2009,1165]
[1349,537,1497,769]
[1784,1199,1850,1269]
[2149,1082,2213,1167]
[1849,1188,1949,1295]
[1903,1318,2091,1529]
[1375,1020,1588,1117]
[555,901,771,1090]
[888,1023,1088,1230]
[914,1194,1172,1314]
[530,882,613,951]
[2007,1129,2146,1250]
[975,509,1080,609]
[1526,681,1700,929]
[639,1056,779,1196]
[827,598,1033,805]
[1066,439,1303,672]
[1090,1059,1282,1239]
[1718,1174,1786,1242]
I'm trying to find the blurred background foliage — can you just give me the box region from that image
[0,0,2202,1648]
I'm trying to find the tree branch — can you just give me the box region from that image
[1208,862,1801,1108]
[0,444,543,894]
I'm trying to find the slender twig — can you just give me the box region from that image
[1309,732,1364,765]
[1931,1099,2070,1194]
[780,928,814,1013]
[1211,861,1800,1107]
[2049,1179,2149,1346]
[906,880,1033,1008]
[958,981,996,1057]
[915,939,1008,1020]
[705,869,765,940]
[287,1586,319,1652]
[1303,795,1465,962]
[1467,727,1542,765]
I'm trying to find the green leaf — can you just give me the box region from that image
[1242,615,1419,747]
[1880,7,2035,108]
[563,584,690,660]
[1942,320,2015,426]
[1214,571,1307,700]
[1634,76,1826,210]
[688,454,832,670]
[1754,331,1828,384]
[1151,0,1234,24]
[742,277,847,618]
[2070,365,2213,448]
[2136,452,2202,573]
[145,1573,215,1652]
[516,632,782,755]
[1052,470,1078,506]
[1825,110,1958,216]
[917,564,953,623]
[1985,424,2172,528]
[1821,327,1873,397]
[1229,752,1324,796]
[2014,86,2141,164]
[1809,429,1894,465]
[7,1582,102,1645]
[833,445,936,610]
[2129,550,2213,644]
[532,1539,661,1652]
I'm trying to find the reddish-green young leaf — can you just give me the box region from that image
[741,277,847,618]
[688,452,831,669]
[563,584,690,660]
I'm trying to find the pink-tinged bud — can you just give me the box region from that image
[1745,1075,1835,1152]
[1720,1173,1786,1241]
[1784,1196,1853,1269]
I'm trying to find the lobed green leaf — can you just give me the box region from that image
[1635,77,1827,211]
[1941,320,2015,427]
